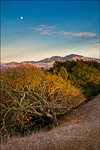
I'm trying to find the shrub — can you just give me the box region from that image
[0,66,85,134]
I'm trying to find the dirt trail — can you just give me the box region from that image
[1,95,100,150]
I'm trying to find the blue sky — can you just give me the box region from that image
[1,1,100,62]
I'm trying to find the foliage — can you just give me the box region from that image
[0,66,85,134]
[45,124,53,131]
[49,60,100,99]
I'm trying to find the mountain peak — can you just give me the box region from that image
[1,54,100,70]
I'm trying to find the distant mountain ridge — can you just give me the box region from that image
[34,54,100,63]
[1,54,100,71]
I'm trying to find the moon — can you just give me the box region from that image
[20,16,23,20]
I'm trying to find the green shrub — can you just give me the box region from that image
[46,124,53,131]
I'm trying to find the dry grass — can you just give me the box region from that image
[1,95,100,150]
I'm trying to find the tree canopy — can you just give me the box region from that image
[49,60,100,99]
[0,66,85,133]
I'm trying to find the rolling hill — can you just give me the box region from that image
[1,54,100,71]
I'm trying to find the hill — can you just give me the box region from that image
[1,94,100,150]
[1,54,100,71]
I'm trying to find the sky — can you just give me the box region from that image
[1,1,100,62]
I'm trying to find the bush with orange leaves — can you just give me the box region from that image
[0,66,85,134]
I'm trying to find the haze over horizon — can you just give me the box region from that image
[1,1,100,62]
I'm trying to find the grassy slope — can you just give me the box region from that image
[1,95,100,150]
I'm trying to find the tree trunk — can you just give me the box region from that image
[45,112,59,127]
[51,113,59,127]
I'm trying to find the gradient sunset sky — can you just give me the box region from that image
[1,1,100,62]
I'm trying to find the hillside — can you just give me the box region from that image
[1,54,100,70]
[1,95,100,150]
